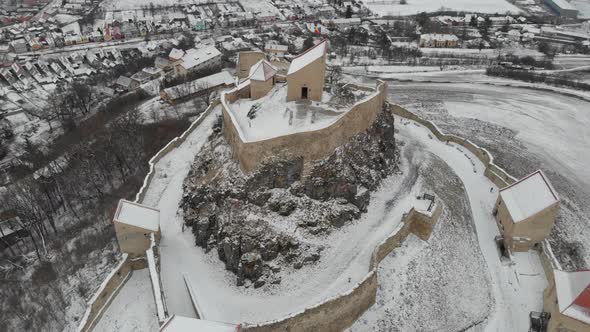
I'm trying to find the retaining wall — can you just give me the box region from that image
[222,80,388,173]
[242,204,441,332]
[389,104,517,188]
[77,254,132,332]
[134,100,220,203]
[390,104,562,296]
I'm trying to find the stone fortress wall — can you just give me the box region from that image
[80,95,563,332]
[221,80,389,173]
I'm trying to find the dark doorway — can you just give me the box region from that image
[301,87,308,99]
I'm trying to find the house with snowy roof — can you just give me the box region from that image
[493,170,559,252]
[113,199,161,257]
[174,46,222,77]
[543,269,590,331]
[286,40,327,102]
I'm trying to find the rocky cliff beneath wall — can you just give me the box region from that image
[181,107,397,287]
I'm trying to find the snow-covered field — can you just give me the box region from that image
[364,0,521,16]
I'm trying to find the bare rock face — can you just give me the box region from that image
[182,108,397,287]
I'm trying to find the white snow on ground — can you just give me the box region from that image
[227,84,354,142]
[440,84,590,190]
[391,119,547,331]
[140,106,434,324]
[364,0,521,16]
[93,269,160,332]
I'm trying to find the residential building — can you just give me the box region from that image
[174,46,222,77]
[9,38,27,53]
[115,75,140,91]
[419,34,459,48]
[286,40,327,102]
[544,0,578,18]
[493,170,559,252]
[160,71,234,104]
[265,43,288,58]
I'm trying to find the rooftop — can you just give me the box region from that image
[499,170,559,223]
[180,46,221,70]
[114,199,160,231]
[163,71,233,100]
[287,40,327,75]
[554,270,590,324]
[248,59,277,81]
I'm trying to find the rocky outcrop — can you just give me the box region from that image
[182,108,397,287]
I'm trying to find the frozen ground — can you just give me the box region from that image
[93,269,159,332]
[364,0,521,16]
[388,81,590,270]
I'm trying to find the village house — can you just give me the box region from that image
[493,170,559,252]
[286,40,327,102]
[154,56,172,71]
[265,42,288,58]
[9,38,27,53]
[113,199,161,257]
[543,269,590,331]
[174,46,222,77]
[130,70,152,84]
[419,34,459,48]
[160,71,234,105]
[115,75,140,91]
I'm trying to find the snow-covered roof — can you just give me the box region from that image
[287,40,327,75]
[159,315,239,332]
[116,75,135,88]
[550,0,577,11]
[114,199,160,231]
[248,59,277,81]
[420,34,459,41]
[169,48,185,61]
[179,46,221,70]
[499,170,558,223]
[554,270,590,324]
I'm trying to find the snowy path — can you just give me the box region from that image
[93,269,159,332]
[396,120,547,331]
[139,107,429,324]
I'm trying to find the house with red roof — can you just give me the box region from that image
[543,269,590,331]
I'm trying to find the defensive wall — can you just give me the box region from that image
[81,94,564,332]
[221,80,388,173]
[78,101,220,332]
[241,203,442,332]
[388,103,561,300]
